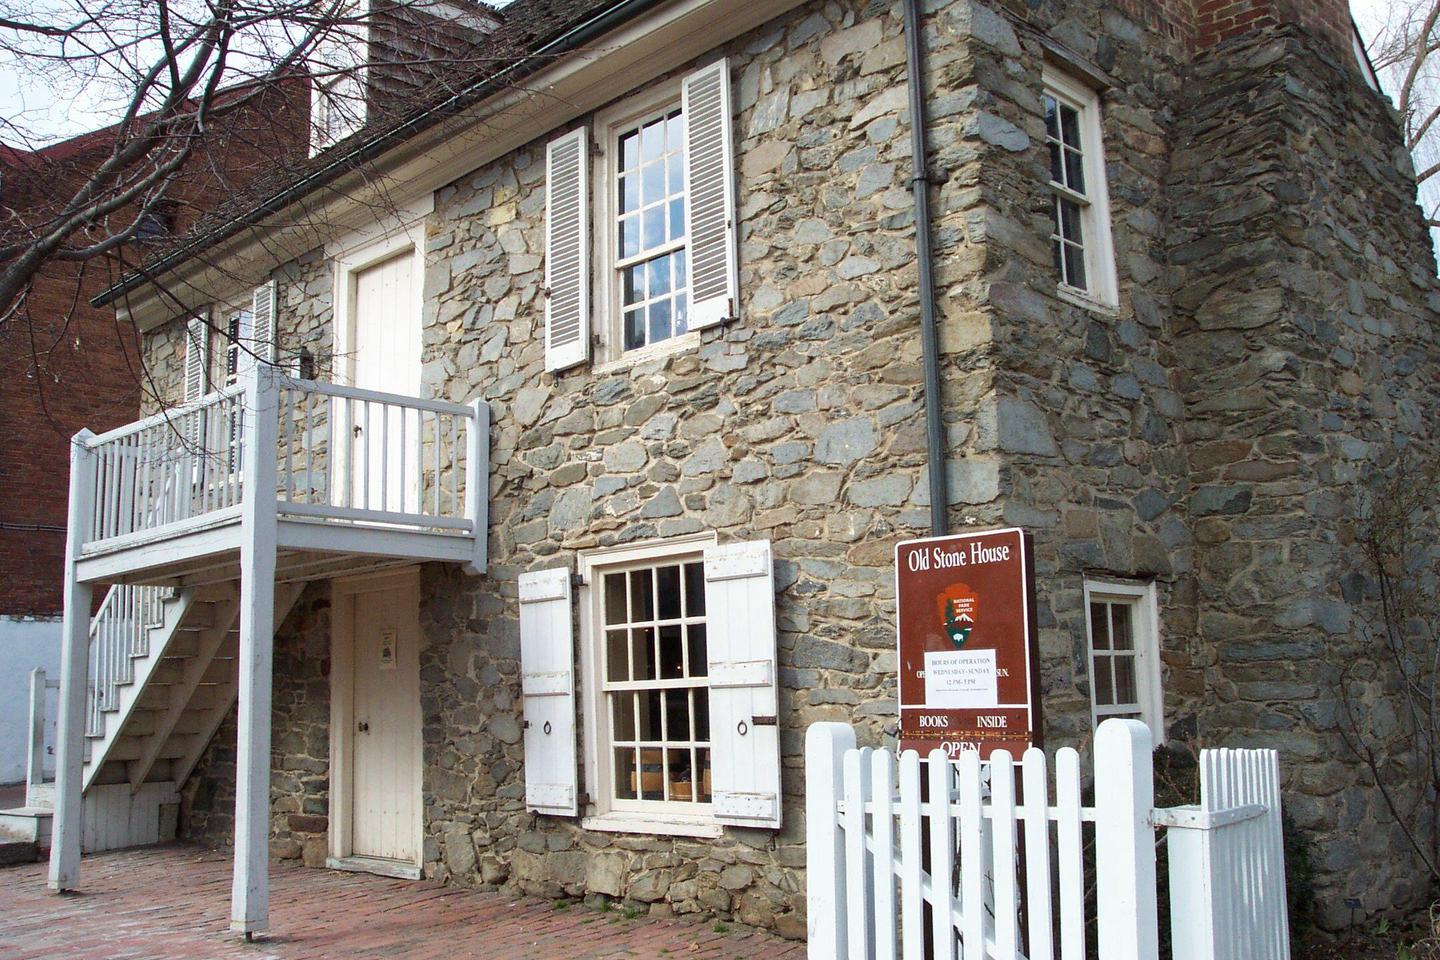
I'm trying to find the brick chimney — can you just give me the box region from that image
[1192,0,1353,53]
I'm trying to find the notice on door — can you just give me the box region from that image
[896,528,1039,760]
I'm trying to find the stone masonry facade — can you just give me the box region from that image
[146,0,1440,935]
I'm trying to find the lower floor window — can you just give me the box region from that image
[1083,579,1163,743]
[601,555,711,808]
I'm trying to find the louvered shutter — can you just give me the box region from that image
[544,128,590,372]
[251,279,277,364]
[704,539,781,828]
[182,315,210,402]
[682,59,739,331]
[519,567,579,816]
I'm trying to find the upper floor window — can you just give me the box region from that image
[613,107,690,353]
[1042,68,1118,309]
[1083,579,1163,743]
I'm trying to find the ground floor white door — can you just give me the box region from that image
[342,573,422,865]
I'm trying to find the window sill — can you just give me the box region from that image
[592,330,703,374]
[1055,284,1120,317]
[581,812,723,839]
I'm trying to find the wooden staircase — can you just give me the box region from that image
[8,580,302,854]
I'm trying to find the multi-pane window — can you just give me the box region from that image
[1042,69,1117,307]
[1084,580,1162,742]
[614,107,689,352]
[601,557,711,808]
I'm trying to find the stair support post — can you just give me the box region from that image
[231,366,279,936]
[49,429,96,891]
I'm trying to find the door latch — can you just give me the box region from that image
[751,715,778,726]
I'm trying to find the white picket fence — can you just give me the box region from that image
[805,719,1289,960]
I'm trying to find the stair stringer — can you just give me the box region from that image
[81,588,198,793]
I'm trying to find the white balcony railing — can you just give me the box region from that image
[76,368,488,563]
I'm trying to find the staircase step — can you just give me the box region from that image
[103,735,192,763]
[0,808,52,848]
[0,840,39,866]
[149,658,235,686]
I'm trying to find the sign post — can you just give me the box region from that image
[896,527,1041,760]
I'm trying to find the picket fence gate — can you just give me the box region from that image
[805,719,1289,960]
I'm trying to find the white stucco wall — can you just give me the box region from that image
[0,616,60,786]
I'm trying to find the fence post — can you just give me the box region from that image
[26,668,46,805]
[1094,718,1159,960]
[807,722,855,960]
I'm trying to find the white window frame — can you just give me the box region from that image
[1082,578,1163,744]
[577,531,721,838]
[1042,67,1119,311]
[592,79,702,370]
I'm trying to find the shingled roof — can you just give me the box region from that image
[94,0,649,306]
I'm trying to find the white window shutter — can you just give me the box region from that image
[519,567,579,816]
[682,59,739,331]
[704,539,781,828]
[182,314,209,402]
[251,279,277,364]
[544,128,590,372]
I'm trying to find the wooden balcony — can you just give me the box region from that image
[71,367,489,587]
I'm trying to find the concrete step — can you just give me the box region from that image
[0,839,38,866]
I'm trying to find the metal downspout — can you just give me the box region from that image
[903,0,948,537]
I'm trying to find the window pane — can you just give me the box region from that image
[1060,103,1082,150]
[649,299,672,345]
[687,623,708,677]
[1064,242,1087,291]
[619,172,639,214]
[1113,654,1138,707]
[632,626,656,681]
[623,264,643,306]
[606,629,629,682]
[1059,198,1084,244]
[1111,604,1134,651]
[643,205,666,249]
[641,118,665,162]
[683,561,705,616]
[647,256,671,299]
[630,569,654,621]
[1064,147,1086,194]
[667,690,691,740]
[656,564,681,619]
[1049,142,1063,185]
[612,692,636,741]
[615,748,639,800]
[668,153,684,194]
[620,215,640,259]
[694,690,709,742]
[1052,238,1064,281]
[1089,602,1110,651]
[604,573,627,625]
[620,130,640,170]
[641,691,664,740]
[675,295,688,335]
[669,197,686,240]
[659,624,684,678]
[638,747,664,800]
[624,309,645,350]
[670,749,697,802]
[642,159,666,207]
[1043,94,1059,140]
[696,748,712,802]
[1093,654,1114,707]
[667,112,684,152]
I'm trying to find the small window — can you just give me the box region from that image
[1083,579,1163,743]
[135,210,172,243]
[1042,69,1118,308]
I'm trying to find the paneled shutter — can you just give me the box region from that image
[182,314,210,402]
[544,128,590,372]
[682,59,739,331]
[704,539,781,828]
[519,567,579,816]
[251,279,278,364]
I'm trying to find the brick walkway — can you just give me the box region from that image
[0,845,806,959]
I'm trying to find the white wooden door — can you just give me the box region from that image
[350,579,421,863]
[348,249,421,513]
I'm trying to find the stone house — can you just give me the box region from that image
[45,0,1440,940]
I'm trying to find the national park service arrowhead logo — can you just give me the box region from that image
[937,583,978,649]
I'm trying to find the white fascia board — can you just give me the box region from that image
[121,0,808,333]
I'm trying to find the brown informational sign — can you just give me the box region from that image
[896,528,1039,760]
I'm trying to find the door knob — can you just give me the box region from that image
[358,721,370,733]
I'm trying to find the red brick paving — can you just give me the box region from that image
[0,844,806,959]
